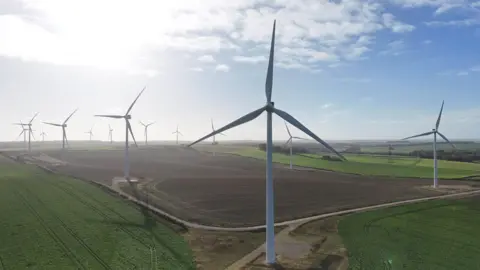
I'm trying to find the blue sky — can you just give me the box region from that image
[1,0,480,142]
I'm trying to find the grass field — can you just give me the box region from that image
[0,162,195,269]
[224,148,480,179]
[338,196,480,269]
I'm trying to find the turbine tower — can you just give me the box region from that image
[401,101,455,188]
[108,125,113,144]
[85,126,94,141]
[172,125,183,145]
[15,122,28,149]
[95,87,145,180]
[43,109,78,149]
[13,113,38,152]
[284,121,309,169]
[187,21,346,265]
[140,121,155,145]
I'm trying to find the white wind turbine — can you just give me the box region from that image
[43,109,78,149]
[188,20,346,265]
[108,124,113,144]
[95,87,145,180]
[401,100,455,188]
[15,122,29,149]
[85,125,94,141]
[172,125,183,145]
[13,113,38,152]
[140,121,155,145]
[40,131,47,142]
[211,119,226,145]
[284,121,309,169]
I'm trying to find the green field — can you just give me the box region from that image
[0,161,195,269]
[225,148,480,179]
[338,197,480,269]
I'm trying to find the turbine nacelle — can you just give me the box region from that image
[125,115,132,120]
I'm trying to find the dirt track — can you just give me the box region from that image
[8,146,480,227]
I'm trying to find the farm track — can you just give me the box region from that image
[16,180,113,270]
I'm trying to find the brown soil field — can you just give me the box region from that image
[8,146,480,227]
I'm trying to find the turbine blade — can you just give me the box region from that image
[29,112,39,124]
[17,130,25,139]
[126,86,146,115]
[265,20,276,103]
[211,119,214,131]
[436,100,444,129]
[29,128,36,140]
[95,115,124,119]
[139,121,145,126]
[284,121,292,137]
[284,137,292,146]
[293,136,309,140]
[148,122,155,126]
[127,121,138,147]
[437,132,456,149]
[401,131,434,140]
[189,106,266,147]
[64,130,70,146]
[12,123,24,126]
[64,108,78,124]
[172,131,176,134]
[43,122,62,127]
[178,132,183,136]
[274,108,347,161]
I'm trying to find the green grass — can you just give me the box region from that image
[338,197,480,270]
[0,162,195,269]
[224,148,480,179]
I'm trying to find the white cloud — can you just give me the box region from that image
[197,54,216,63]
[391,0,467,15]
[215,64,230,72]
[0,0,419,73]
[379,40,407,56]
[425,19,479,27]
[233,55,267,64]
[382,13,415,33]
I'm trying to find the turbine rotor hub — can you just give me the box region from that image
[266,101,275,112]
[125,115,132,120]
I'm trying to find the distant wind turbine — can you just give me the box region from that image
[40,131,46,142]
[85,126,94,141]
[401,100,455,188]
[140,121,155,145]
[95,87,145,180]
[172,125,183,145]
[13,113,38,152]
[187,20,346,265]
[211,119,226,145]
[43,109,78,149]
[15,122,28,149]
[284,121,309,169]
[108,125,113,144]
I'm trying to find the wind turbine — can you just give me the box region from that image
[43,109,78,149]
[40,131,47,142]
[14,122,28,149]
[187,21,346,265]
[211,119,226,145]
[108,124,113,144]
[172,125,182,145]
[13,113,38,152]
[95,87,145,180]
[140,121,155,145]
[284,121,309,169]
[401,101,455,188]
[85,126,94,141]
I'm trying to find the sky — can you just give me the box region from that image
[2,0,480,143]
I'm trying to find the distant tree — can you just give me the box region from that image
[258,143,266,151]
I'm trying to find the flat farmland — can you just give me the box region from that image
[19,146,480,227]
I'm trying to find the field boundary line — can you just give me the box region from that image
[32,163,480,232]
[213,150,480,181]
